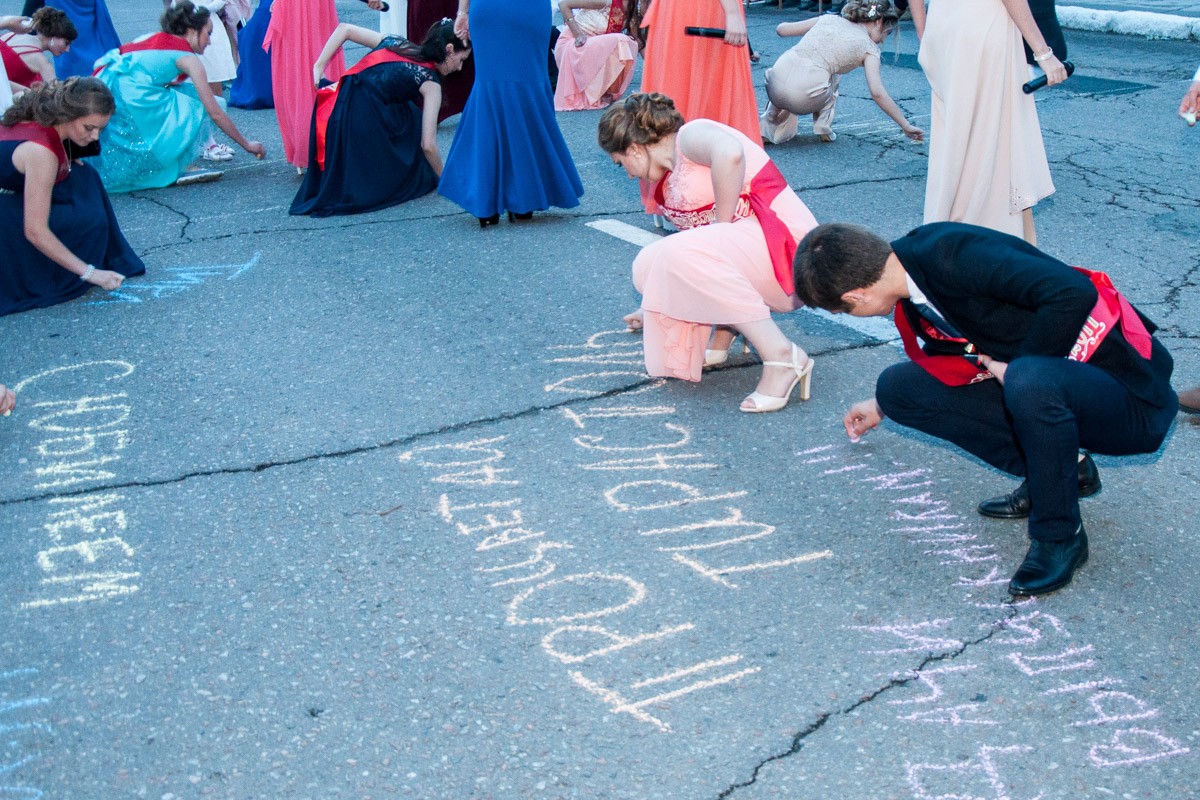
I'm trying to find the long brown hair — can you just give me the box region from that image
[1,77,115,128]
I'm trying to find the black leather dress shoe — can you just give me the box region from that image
[977,453,1101,519]
[1009,527,1088,596]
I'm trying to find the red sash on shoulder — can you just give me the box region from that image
[93,33,193,79]
[893,267,1155,386]
[313,48,434,170]
[0,122,69,183]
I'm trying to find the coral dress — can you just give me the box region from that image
[264,0,344,168]
[438,0,582,218]
[639,0,759,144]
[0,123,144,316]
[918,0,1054,238]
[633,122,818,382]
[553,0,637,111]
[92,38,212,193]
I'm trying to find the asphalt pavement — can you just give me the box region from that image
[1,2,1198,799]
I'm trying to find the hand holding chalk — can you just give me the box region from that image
[0,385,15,417]
[843,399,883,443]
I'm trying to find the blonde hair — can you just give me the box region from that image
[597,92,684,153]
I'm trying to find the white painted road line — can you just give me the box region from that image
[586,219,668,248]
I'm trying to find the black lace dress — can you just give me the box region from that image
[290,39,440,217]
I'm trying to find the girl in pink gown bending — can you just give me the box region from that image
[553,0,638,111]
[600,93,819,413]
[264,0,344,169]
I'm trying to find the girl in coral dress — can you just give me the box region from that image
[553,0,638,111]
[600,93,819,414]
[639,0,758,143]
[264,0,343,169]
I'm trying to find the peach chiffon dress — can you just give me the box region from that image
[553,0,637,111]
[634,122,818,382]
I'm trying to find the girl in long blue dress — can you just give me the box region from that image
[46,0,120,78]
[0,77,143,316]
[91,1,265,193]
[228,0,274,109]
[290,20,471,217]
[440,0,582,226]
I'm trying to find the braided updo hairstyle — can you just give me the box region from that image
[597,92,684,154]
[840,0,900,26]
[0,77,115,128]
[30,6,78,41]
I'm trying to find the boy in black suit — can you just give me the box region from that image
[793,222,1178,596]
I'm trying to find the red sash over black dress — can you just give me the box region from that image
[0,122,145,316]
[289,39,440,217]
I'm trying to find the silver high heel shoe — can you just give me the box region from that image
[740,343,815,413]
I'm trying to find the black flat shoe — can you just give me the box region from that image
[507,211,533,222]
[1008,527,1088,596]
[978,453,1101,519]
[478,214,500,228]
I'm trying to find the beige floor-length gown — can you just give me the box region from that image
[918,0,1054,238]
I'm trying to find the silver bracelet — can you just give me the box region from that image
[80,264,95,283]
[1033,49,1055,63]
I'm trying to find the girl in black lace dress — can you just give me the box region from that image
[290,19,471,217]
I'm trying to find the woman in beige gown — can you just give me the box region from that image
[910,0,1066,243]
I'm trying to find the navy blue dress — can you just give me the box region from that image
[229,0,275,110]
[438,0,582,218]
[290,41,439,217]
[0,135,144,316]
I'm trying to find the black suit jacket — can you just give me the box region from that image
[891,223,1174,408]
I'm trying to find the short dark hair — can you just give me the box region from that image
[793,223,893,312]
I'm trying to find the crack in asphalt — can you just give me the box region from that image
[128,191,195,244]
[0,340,885,508]
[714,606,1019,799]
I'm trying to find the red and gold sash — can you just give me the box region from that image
[0,122,69,183]
[313,49,433,170]
[894,267,1155,386]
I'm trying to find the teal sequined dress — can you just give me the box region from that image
[92,46,212,193]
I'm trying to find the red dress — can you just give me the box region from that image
[0,34,43,88]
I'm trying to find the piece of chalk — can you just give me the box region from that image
[1183,110,1197,126]
[1,410,11,417]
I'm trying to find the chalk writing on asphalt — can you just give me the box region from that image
[13,361,141,610]
[88,253,260,305]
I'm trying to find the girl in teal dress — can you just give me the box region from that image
[92,1,264,193]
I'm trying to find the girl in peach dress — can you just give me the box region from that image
[600,93,819,414]
[553,0,637,111]
[264,0,344,169]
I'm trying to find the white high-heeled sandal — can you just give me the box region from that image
[740,343,815,413]
[704,332,751,367]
